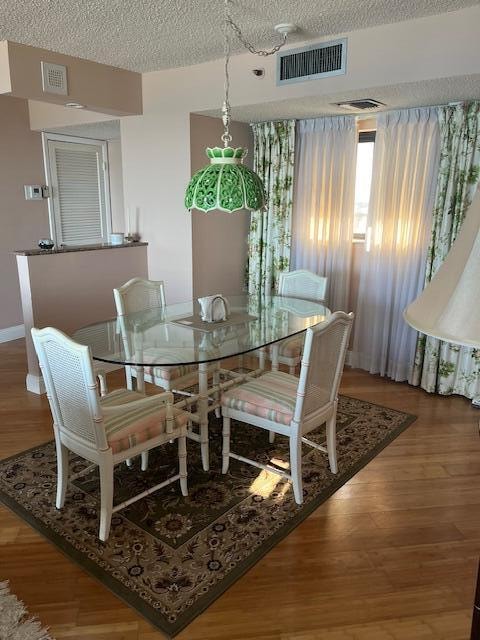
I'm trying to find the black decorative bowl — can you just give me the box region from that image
[38,238,55,251]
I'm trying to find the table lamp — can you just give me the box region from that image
[404,185,480,639]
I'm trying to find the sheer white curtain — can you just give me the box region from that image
[291,116,357,311]
[350,107,440,381]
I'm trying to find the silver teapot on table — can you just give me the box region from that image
[198,295,230,323]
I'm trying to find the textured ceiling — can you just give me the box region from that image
[200,74,480,123]
[0,0,477,72]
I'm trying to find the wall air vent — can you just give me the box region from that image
[277,38,347,85]
[41,62,68,96]
[336,99,385,111]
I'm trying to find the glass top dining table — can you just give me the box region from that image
[73,294,331,367]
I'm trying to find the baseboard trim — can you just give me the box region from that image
[0,324,25,344]
[26,373,46,395]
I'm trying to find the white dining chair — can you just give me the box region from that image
[114,277,218,472]
[32,326,188,542]
[114,277,201,393]
[269,269,328,375]
[221,311,353,505]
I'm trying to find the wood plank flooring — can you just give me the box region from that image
[0,338,479,639]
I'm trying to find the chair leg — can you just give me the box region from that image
[271,344,279,372]
[269,431,275,444]
[141,451,149,471]
[326,411,338,474]
[222,416,231,474]
[214,366,221,419]
[178,435,188,496]
[125,458,133,468]
[289,364,296,375]
[54,428,69,509]
[135,366,145,393]
[200,424,209,472]
[258,347,266,371]
[98,373,108,397]
[99,457,114,542]
[125,365,133,391]
[198,363,210,472]
[289,435,303,504]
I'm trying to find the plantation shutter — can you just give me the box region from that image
[47,139,109,246]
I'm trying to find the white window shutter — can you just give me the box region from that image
[46,138,110,246]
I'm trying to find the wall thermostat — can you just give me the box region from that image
[24,185,46,201]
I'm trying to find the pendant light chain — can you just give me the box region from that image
[221,0,289,147]
[186,0,281,211]
[225,6,288,57]
[221,0,232,147]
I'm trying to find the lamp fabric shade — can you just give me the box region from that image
[185,147,265,213]
[405,185,480,348]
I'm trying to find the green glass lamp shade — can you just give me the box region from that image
[185,147,266,213]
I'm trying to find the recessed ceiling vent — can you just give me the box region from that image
[277,38,347,85]
[41,62,68,96]
[336,99,385,111]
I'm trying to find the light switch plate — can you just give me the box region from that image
[24,185,44,200]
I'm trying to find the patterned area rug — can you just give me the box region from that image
[0,396,415,637]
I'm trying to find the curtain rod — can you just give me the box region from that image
[248,100,475,126]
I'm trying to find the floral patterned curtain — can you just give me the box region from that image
[411,102,480,398]
[247,120,296,296]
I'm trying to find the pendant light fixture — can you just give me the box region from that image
[185,0,296,213]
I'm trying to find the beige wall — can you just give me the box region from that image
[17,245,148,392]
[0,95,50,331]
[1,41,142,116]
[121,109,193,304]
[28,100,116,131]
[0,95,128,334]
[190,114,253,298]
[108,139,125,233]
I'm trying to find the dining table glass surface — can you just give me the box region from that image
[73,294,330,366]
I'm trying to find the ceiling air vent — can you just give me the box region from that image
[277,38,347,86]
[41,61,68,96]
[336,99,385,111]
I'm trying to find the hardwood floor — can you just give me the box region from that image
[1,338,479,639]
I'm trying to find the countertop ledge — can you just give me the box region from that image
[14,242,148,256]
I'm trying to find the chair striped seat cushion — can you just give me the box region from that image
[270,335,304,360]
[141,348,196,381]
[221,371,298,425]
[101,389,188,454]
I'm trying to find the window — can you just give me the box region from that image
[353,130,375,240]
[43,133,111,246]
